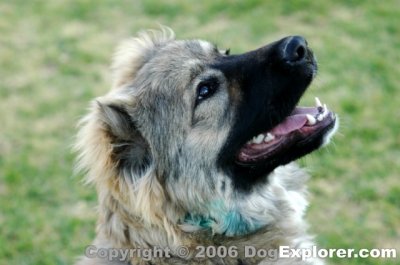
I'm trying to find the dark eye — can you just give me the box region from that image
[196,81,218,104]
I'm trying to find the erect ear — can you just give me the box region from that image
[97,101,152,178]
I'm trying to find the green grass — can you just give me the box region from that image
[0,0,399,264]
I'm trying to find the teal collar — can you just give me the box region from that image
[184,208,263,236]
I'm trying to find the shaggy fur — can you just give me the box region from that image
[74,28,337,265]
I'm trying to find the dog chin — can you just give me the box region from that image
[321,115,339,147]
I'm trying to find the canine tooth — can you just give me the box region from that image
[322,104,329,117]
[306,114,317,125]
[264,133,275,142]
[254,134,265,144]
[315,97,322,107]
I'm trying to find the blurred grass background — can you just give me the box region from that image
[0,0,399,264]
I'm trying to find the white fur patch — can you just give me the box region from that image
[322,115,339,146]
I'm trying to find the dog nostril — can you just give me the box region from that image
[281,36,308,63]
[296,45,305,60]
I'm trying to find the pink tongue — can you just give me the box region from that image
[270,114,307,135]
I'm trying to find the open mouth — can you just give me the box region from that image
[236,97,336,165]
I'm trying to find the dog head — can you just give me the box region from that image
[76,28,338,245]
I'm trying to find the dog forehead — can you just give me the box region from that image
[134,40,220,88]
[161,39,218,60]
[192,40,216,54]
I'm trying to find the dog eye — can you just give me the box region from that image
[196,82,218,104]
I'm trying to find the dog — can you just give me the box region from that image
[74,28,338,265]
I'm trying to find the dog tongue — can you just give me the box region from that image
[270,114,308,135]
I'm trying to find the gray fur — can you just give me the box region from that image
[75,28,331,265]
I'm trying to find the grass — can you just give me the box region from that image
[0,0,399,264]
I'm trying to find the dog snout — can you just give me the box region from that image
[280,36,308,63]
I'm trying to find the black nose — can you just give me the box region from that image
[280,36,308,63]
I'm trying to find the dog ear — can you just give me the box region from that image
[97,102,152,178]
